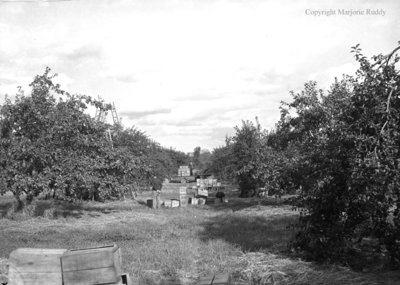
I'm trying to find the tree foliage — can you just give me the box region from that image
[208,141,235,182]
[191,146,212,173]
[231,119,265,197]
[208,43,400,266]
[285,45,400,266]
[0,68,189,203]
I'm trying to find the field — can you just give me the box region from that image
[0,190,399,285]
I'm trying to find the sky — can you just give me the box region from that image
[0,0,399,152]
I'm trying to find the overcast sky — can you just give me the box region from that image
[1,0,399,152]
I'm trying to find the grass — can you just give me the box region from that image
[0,191,399,285]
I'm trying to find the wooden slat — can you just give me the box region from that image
[61,245,119,271]
[212,273,230,285]
[62,267,119,285]
[61,245,121,285]
[8,248,66,285]
[9,272,63,285]
[113,248,122,276]
[61,250,114,272]
[9,249,66,273]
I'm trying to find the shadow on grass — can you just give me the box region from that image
[199,212,298,253]
[205,196,295,213]
[0,198,143,219]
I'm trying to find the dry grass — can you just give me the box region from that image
[0,192,399,285]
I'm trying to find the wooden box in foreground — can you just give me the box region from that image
[8,248,67,285]
[61,244,122,285]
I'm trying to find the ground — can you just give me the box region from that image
[0,190,399,285]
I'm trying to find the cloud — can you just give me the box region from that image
[0,75,28,98]
[308,62,358,90]
[144,99,261,129]
[0,3,24,15]
[0,77,18,86]
[174,92,226,102]
[112,74,137,83]
[209,126,235,140]
[120,108,172,119]
[63,45,103,62]
[0,0,398,152]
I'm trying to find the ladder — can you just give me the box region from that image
[106,129,113,149]
[94,95,107,123]
[94,96,120,149]
[111,102,120,125]
[95,108,107,123]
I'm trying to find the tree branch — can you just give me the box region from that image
[373,45,400,68]
[384,45,400,65]
[386,88,393,113]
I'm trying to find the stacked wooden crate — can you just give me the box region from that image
[161,182,194,207]
[197,188,209,197]
[196,178,217,187]
[8,244,129,285]
[179,186,188,207]
[178,165,191,177]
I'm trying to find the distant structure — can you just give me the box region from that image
[178,165,191,177]
[155,165,222,208]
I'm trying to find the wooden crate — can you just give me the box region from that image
[161,183,187,200]
[8,248,67,285]
[171,199,180,208]
[206,197,216,204]
[189,197,198,205]
[147,199,154,208]
[180,198,188,207]
[197,188,208,197]
[179,187,188,207]
[61,244,122,285]
[187,188,197,196]
[179,187,187,195]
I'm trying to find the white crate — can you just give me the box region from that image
[197,188,208,197]
[171,200,180,208]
